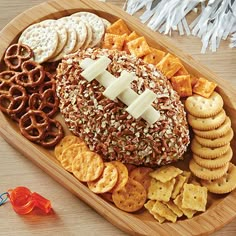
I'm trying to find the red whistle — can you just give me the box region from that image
[7,186,52,215]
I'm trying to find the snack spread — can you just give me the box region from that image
[56,48,190,166]
[0,10,235,226]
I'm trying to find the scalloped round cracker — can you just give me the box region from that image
[60,143,89,172]
[191,138,230,159]
[125,163,137,174]
[72,12,105,47]
[189,159,229,180]
[19,23,58,63]
[110,161,128,192]
[195,128,234,148]
[188,109,226,131]
[201,163,236,194]
[87,162,118,193]
[100,192,113,202]
[130,167,153,192]
[54,135,84,161]
[72,151,104,182]
[193,148,233,169]
[112,178,147,212]
[185,92,223,118]
[193,116,231,139]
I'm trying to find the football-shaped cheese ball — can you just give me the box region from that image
[56,48,190,166]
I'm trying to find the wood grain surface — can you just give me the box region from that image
[0,0,235,235]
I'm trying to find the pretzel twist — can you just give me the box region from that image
[4,44,33,71]
[15,61,45,88]
[0,82,28,114]
[38,118,64,148]
[19,110,49,142]
[0,71,18,83]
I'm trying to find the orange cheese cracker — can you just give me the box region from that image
[190,75,199,87]
[127,36,151,58]
[123,31,140,53]
[106,19,131,35]
[193,77,217,98]
[126,31,139,41]
[171,75,192,97]
[102,33,126,51]
[174,63,189,76]
[143,48,165,65]
[156,53,182,79]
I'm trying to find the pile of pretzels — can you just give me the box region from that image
[0,43,64,148]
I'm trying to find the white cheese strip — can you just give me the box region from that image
[80,56,111,82]
[126,89,157,119]
[96,70,116,88]
[80,57,160,125]
[142,107,160,125]
[118,88,138,106]
[103,70,136,100]
[80,58,116,87]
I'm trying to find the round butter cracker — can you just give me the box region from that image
[101,18,111,29]
[189,159,229,180]
[188,109,226,131]
[195,128,234,148]
[185,92,223,118]
[201,163,236,194]
[193,116,231,139]
[112,178,146,212]
[193,148,233,169]
[191,138,230,159]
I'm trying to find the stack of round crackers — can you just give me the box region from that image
[185,91,236,194]
[18,12,110,63]
[54,135,152,213]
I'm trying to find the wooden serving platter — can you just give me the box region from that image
[0,0,236,235]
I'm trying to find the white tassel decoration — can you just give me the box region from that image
[230,32,236,47]
[124,0,236,53]
[124,0,153,15]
